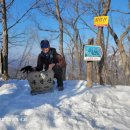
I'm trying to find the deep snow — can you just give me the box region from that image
[0,79,130,130]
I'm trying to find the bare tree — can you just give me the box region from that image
[96,0,111,84]
[64,21,82,80]
[54,0,63,55]
[63,0,84,80]
[66,42,74,80]
[1,0,9,80]
[54,0,66,80]
[108,24,130,83]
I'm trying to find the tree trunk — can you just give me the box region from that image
[96,27,104,84]
[70,55,74,79]
[1,0,9,80]
[54,0,66,80]
[86,38,94,88]
[74,26,82,80]
[75,43,82,80]
[96,0,111,85]
[69,47,74,80]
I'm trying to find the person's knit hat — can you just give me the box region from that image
[40,40,50,48]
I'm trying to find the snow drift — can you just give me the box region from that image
[0,79,130,130]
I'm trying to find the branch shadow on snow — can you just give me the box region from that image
[0,80,88,117]
[0,79,110,130]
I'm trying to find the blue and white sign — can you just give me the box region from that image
[84,45,103,61]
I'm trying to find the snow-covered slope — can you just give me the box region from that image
[0,79,130,130]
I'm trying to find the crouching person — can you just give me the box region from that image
[20,40,66,91]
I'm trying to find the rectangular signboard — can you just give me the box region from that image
[84,45,103,61]
[94,16,108,27]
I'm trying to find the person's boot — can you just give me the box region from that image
[53,80,55,85]
[57,80,64,91]
[31,90,37,95]
[57,85,64,91]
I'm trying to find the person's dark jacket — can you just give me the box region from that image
[35,48,66,71]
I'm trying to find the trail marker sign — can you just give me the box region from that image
[94,16,108,27]
[84,45,103,61]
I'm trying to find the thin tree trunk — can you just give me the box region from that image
[1,0,9,80]
[74,26,82,80]
[54,0,66,80]
[71,55,74,79]
[79,34,83,79]
[75,43,82,80]
[104,30,109,83]
[69,46,74,80]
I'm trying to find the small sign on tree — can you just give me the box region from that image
[94,16,108,27]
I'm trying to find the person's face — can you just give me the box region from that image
[42,47,50,53]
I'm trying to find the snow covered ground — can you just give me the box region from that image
[0,79,130,130]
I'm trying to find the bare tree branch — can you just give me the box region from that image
[107,24,119,45]
[120,25,130,43]
[80,17,97,34]
[6,0,15,10]
[102,0,111,15]
[0,0,15,13]
[35,20,59,33]
[8,0,41,30]
[9,32,25,39]
[111,9,130,14]
[111,46,118,61]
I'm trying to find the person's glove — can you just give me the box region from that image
[20,66,33,73]
[48,64,55,70]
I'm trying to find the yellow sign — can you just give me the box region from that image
[94,16,108,27]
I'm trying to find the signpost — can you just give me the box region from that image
[84,45,103,61]
[94,16,108,27]
[84,42,103,88]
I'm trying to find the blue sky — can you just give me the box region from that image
[110,0,130,30]
[1,0,129,61]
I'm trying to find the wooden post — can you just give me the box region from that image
[86,38,94,88]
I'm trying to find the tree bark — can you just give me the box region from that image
[68,45,74,80]
[54,0,66,80]
[96,27,104,84]
[96,0,111,84]
[1,0,9,80]
[74,25,82,80]
[86,38,94,88]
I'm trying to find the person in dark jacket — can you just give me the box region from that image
[21,40,66,91]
